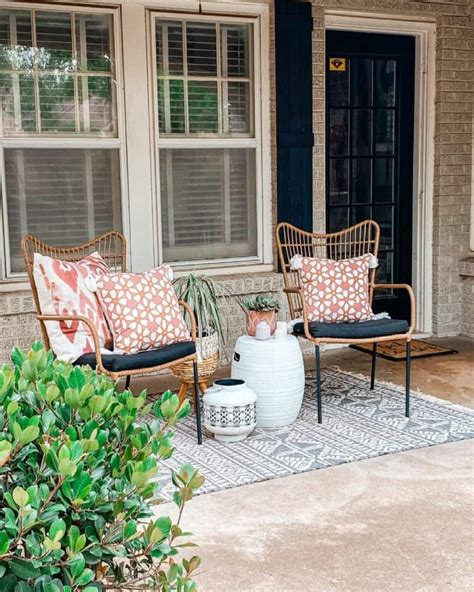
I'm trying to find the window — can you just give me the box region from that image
[0,6,122,276]
[153,16,260,264]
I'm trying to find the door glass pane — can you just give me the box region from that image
[375,60,396,106]
[188,81,218,133]
[329,159,349,205]
[374,205,394,249]
[186,22,217,76]
[351,58,372,106]
[352,109,372,155]
[5,148,122,273]
[375,110,395,154]
[328,207,348,233]
[329,68,349,106]
[374,158,394,203]
[329,109,348,156]
[159,148,257,261]
[376,251,394,285]
[351,205,371,225]
[352,159,372,203]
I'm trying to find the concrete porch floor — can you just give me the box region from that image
[141,337,474,592]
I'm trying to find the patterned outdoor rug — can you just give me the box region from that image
[156,367,474,498]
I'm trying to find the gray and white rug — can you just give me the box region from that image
[156,368,474,498]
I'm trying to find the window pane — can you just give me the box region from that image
[158,79,185,134]
[186,23,217,76]
[0,8,116,137]
[156,20,183,76]
[155,18,253,137]
[80,76,115,133]
[159,148,257,262]
[0,73,37,133]
[5,148,122,273]
[222,24,250,77]
[227,81,251,133]
[36,12,73,70]
[188,81,218,133]
[39,74,76,132]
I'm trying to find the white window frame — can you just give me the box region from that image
[0,1,129,281]
[148,7,272,272]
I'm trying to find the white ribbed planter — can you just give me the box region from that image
[231,335,305,427]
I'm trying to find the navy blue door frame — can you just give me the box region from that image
[275,0,313,232]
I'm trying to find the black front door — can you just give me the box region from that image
[326,31,415,320]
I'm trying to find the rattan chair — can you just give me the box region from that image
[276,221,415,423]
[22,232,203,444]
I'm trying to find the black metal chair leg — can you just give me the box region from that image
[370,342,377,390]
[405,340,411,418]
[315,345,322,423]
[192,360,203,445]
[124,375,131,391]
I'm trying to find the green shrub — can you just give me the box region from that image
[0,342,203,592]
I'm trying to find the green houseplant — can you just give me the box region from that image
[0,342,203,592]
[242,294,280,336]
[172,274,231,392]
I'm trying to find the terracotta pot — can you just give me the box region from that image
[246,310,277,336]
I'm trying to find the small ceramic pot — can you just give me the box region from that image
[203,378,257,442]
[246,310,277,336]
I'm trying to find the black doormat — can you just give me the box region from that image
[351,339,458,362]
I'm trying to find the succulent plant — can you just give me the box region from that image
[242,294,280,313]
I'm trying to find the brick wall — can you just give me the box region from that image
[312,0,474,337]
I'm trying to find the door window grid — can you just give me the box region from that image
[327,56,398,287]
[0,5,122,277]
[154,16,259,265]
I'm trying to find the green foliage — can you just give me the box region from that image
[242,294,280,313]
[0,343,203,592]
[173,273,232,352]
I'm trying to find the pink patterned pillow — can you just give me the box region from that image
[33,252,112,361]
[291,254,376,323]
[95,265,190,354]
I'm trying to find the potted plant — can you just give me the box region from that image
[242,294,280,336]
[0,343,203,591]
[172,273,230,391]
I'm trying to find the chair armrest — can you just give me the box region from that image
[373,284,416,333]
[37,314,104,371]
[178,300,197,342]
[282,288,315,342]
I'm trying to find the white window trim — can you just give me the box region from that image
[0,1,130,281]
[147,6,272,272]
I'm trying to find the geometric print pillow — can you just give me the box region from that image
[95,264,190,354]
[290,253,376,323]
[33,251,112,362]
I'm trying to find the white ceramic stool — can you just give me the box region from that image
[231,334,305,427]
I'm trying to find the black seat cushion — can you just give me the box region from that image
[293,318,409,339]
[75,341,196,373]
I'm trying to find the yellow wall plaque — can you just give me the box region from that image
[329,57,346,72]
